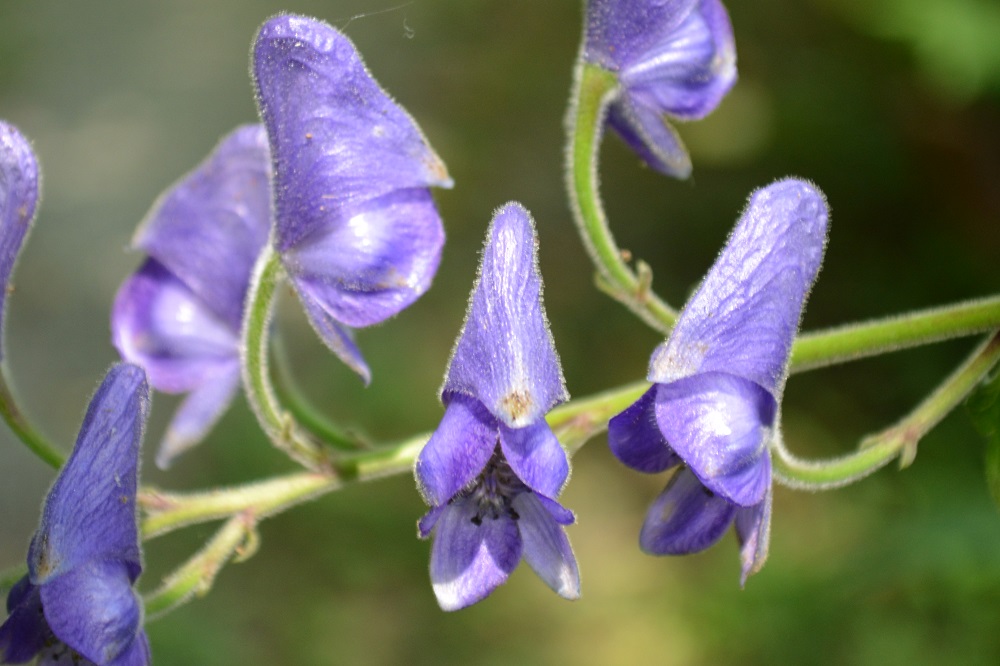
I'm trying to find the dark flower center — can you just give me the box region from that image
[454,444,528,525]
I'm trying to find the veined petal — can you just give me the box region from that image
[39,560,143,666]
[0,577,49,663]
[430,501,522,611]
[284,187,444,327]
[156,364,240,469]
[112,259,239,393]
[293,284,371,383]
[608,386,681,473]
[622,0,736,121]
[584,0,699,71]
[736,486,772,586]
[498,420,569,499]
[513,493,581,600]
[607,96,692,178]
[29,364,148,585]
[252,14,452,253]
[132,124,271,330]
[639,466,737,554]
[443,203,567,427]
[415,395,498,507]
[654,372,775,506]
[0,121,39,360]
[649,179,829,395]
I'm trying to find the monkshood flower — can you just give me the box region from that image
[112,124,270,468]
[583,0,736,178]
[0,121,39,358]
[0,363,151,665]
[253,14,451,374]
[608,179,828,584]
[414,203,580,611]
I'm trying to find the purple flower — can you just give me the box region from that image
[112,124,271,468]
[608,179,828,583]
[0,121,40,360]
[583,0,737,178]
[414,203,580,610]
[253,14,451,374]
[0,363,151,665]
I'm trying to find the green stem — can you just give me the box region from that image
[790,295,1000,373]
[139,381,653,539]
[143,513,257,620]
[271,329,366,451]
[0,366,65,469]
[774,330,1000,489]
[241,244,329,471]
[567,62,677,334]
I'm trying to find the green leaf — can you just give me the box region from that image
[966,368,1000,509]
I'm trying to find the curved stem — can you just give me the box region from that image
[271,329,366,451]
[139,380,652,540]
[775,330,1000,489]
[790,295,1000,373]
[0,367,65,469]
[567,62,677,334]
[241,244,330,471]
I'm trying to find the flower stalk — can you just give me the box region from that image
[567,62,679,334]
[143,512,258,620]
[241,244,331,472]
[774,330,1000,489]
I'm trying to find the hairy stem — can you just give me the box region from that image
[143,513,257,620]
[791,295,1000,373]
[0,367,65,469]
[566,62,678,333]
[775,330,1000,489]
[241,244,330,471]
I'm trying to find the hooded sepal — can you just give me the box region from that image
[28,363,149,586]
[252,14,451,252]
[0,121,40,360]
[649,178,828,394]
[132,124,271,330]
[584,0,736,177]
[443,203,567,427]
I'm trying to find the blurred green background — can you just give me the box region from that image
[2,1,1000,664]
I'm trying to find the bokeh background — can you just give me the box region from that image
[2,1,1000,664]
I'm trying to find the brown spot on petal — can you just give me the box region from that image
[501,389,532,422]
[33,534,56,580]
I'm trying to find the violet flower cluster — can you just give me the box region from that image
[0,363,151,666]
[112,14,451,466]
[583,0,737,178]
[608,179,828,583]
[415,203,580,611]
